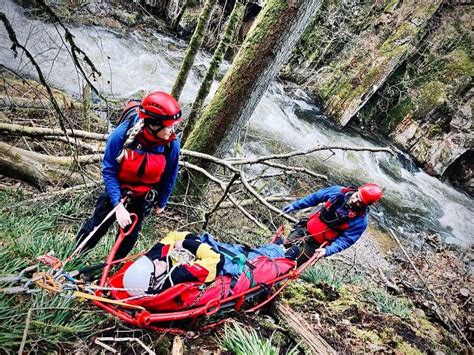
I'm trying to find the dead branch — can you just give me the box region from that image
[94,337,155,355]
[36,0,103,99]
[43,136,104,153]
[0,94,79,110]
[171,336,184,355]
[261,160,327,180]
[275,302,337,354]
[0,142,100,189]
[180,161,267,229]
[18,308,33,355]
[0,12,72,137]
[0,122,107,140]
[203,173,240,229]
[229,144,394,165]
[219,196,295,209]
[0,142,101,165]
[7,182,100,210]
[239,174,298,223]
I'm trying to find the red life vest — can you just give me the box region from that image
[306,189,365,245]
[117,131,170,196]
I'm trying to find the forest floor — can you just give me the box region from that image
[0,74,471,353]
[0,1,472,353]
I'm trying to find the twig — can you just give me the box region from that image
[18,308,33,355]
[0,12,72,138]
[239,173,298,223]
[203,173,240,229]
[95,337,155,355]
[94,339,117,353]
[219,196,295,209]
[260,161,327,180]
[229,145,394,165]
[180,161,266,229]
[6,182,100,209]
[171,335,184,355]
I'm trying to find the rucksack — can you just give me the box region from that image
[116,99,141,127]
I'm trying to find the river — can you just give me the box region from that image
[1,0,472,248]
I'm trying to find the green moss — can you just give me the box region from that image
[416,316,441,341]
[396,340,423,355]
[282,281,325,307]
[352,328,383,345]
[383,96,414,132]
[415,81,447,116]
[380,22,417,56]
[384,0,399,13]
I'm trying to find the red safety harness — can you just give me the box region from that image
[307,188,367,244]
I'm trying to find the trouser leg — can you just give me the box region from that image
[114,195,145,260]
[297,238,319,265]
[286,218,309,242]
[76,192,116,255]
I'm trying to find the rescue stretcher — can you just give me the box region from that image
[89,215,323,333]
[3,213,322,334]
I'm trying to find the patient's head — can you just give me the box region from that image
[122,256,167,296]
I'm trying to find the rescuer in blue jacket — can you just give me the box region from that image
[282,183,383,263]
[76,92,182,260]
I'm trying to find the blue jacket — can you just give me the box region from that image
[198,232,285,277]
[291,186,368,256]
[102,115,180,208]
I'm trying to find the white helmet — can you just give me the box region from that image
[122,256,155,296]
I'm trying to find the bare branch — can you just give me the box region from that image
[229,144,394,165]
[0,12,73,136]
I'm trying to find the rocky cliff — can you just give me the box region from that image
[281,0,473,195]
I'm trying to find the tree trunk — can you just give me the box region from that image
[0,142,100,189]
[0,122,107,140]
[182,0,246,143]
[183,0,322,162]
[171,0,217,100]
[170,0,191,31]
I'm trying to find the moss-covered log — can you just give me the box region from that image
[184,0,322,161]
[171,0,217,100]
[0,142,99,189]
[182,0,246,142]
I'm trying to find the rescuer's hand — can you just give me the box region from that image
[154,206,165,215]
[115,202,132,228]
[314,248,327,259]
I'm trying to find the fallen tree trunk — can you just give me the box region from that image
[0,94,80,110]
[275,302,337,355]
[0,142,100,190]
[0,122,107,140]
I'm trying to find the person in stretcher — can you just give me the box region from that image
[122,231,301,297]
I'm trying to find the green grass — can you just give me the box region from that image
[0,191,111,352]
[363,289,413,319]
[218,322,298,355]
[301,260,365,290]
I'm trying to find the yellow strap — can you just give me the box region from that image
[73,291,145,310]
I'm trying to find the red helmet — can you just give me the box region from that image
[358,183,383,205]
[138,91,183,127]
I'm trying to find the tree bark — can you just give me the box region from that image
[0,142,100,190]
[170,0,191,31]
[182,0,246,143]
[171,0,217,100]
[275,302,337,355]
[0,122,107,140]
[183,0,322,162]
